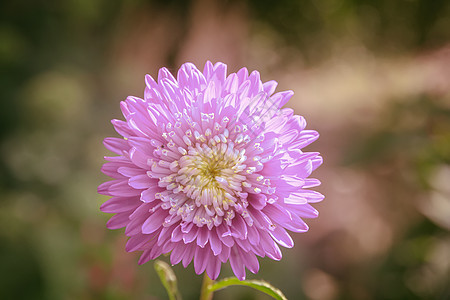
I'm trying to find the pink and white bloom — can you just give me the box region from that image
[98,61,323,280]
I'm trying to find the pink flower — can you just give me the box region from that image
[98,62,323,280]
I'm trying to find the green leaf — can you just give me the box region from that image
[154,260,182,300]
[208,277,287,300]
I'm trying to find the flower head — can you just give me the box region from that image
[98,61,323,280]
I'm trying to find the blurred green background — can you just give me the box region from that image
[1,0,449,299]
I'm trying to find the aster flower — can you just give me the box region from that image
[98,61,323,281]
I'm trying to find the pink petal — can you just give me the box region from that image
[157,225,175,246]
[284,193,308,205]
[311,156,323,171]
[248,207,274,231]
[103,137,128,155]
[235,237,251,252]
[170,244,187,265]
[126,234,151,252]
[247,225,261,246]
[216,224,234,247]
[142,211,166,234]
[218,245,231,263]
[194,246,209,274]
[171,224,183,242]
[263,203,292,225]
[262,80,278,96]
[239,248,260,274]
[129,147,151,170]
[282,214,309,232]
[259,232,282,260]
[288,130,319,150]
[138,247,154,265]
[126,216,146,236]
[303,178,321,188]
[140,187,161,203]
[118,166,143,177]
[197,228,210,248]
[249,194,267,210]
[182,244,196,268]
[286,203,318,218]
[111,119,134,138]
[109,180,142,197]
[106,212,130,229]
[183,226,199,243]
[206,256,222,280]
[128,174,152,189]
[295,190,325,203]
[101,163,126,179]
[230,215,248,239]
[269,225,294,248]
[229,248,246,280]
[209,232,223,255]
[100,197,139,213]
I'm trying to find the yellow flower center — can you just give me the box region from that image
[165,141,247,228]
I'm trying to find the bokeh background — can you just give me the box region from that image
[1,0,449,299]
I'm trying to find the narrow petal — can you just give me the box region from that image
[103,137,128,155]
[171,224,183,242]
[102,163,127,178]
[128,174,152,189]
[259,232,282,260]
[140,187,161,203]
[197,228,210,248]
[209,231,223,255]
[118,166,145,178]
[269,225,294,248]
[240,248,260,274]
[247,225,261,246]
[101,180,141,197]
[288,130,319,150]
[230,215,248,239]
[194,246,210,274]
[183,226,199,243]
[100,197,139,213]
[229,248,246,280]
[206,256,222,280]
[142,211,166,234]
[262,80,278,96]
[218,245,231,263]
[106,212,130,229]
[126,234,151,252]
[137,239,158,265]
[111,119,134,138]
[216,224,234,247]
[182,244,196,268]
[170,244,187,265]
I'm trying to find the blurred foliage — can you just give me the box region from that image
[0,0,449,299]
[345,96,450,187]
[248,0,450,60]
[342,95,450,299]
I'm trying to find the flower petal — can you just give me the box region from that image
[100,197,139,213]
[103,137,128,155]
[128,174,152,189]
[270,225,294,248]
[229,248,246,280]
[142,211,166,234]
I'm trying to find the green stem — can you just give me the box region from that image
[199,273,214,300]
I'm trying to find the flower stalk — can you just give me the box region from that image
[199,273,215,300]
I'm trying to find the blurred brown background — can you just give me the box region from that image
[1,0,449,299]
